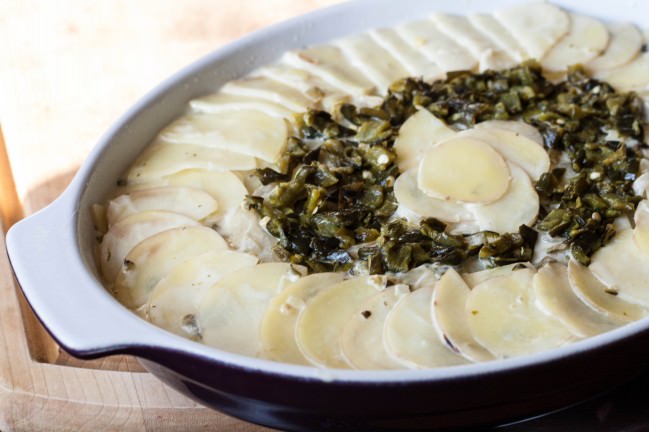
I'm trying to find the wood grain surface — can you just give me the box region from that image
[0,1,342,430]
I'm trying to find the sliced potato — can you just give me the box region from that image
[461,263,523,288]
[393,169,474,224]
[467,164,539,233]
[541,14,609,72]
[336,33,411,91]
[396,20,477,72]
[283,45,376,96]
[368,27,445,80]
[340,285,408,370]
[220,75,313,112]
[588,22,642,71]
[384,284,467,369]
[126,140,256,184]
[466,268,576,358]
[98,211,199,284]
[296,276,384,368]
[533,263,621,337]
[432,268,494,362]
[568,260,648,322]
[189,91,293,118]
[633,200,649,255]
[461,127,550,180]
[468,13,529,62]
[418,137,511,204]
[159,111,288,164]
[106,186,218,228]
[260,272,346,365]
[474,120,544,147]
[146,250,258,338]
[393,109,456,172]
[493,2,570,60]
[216,206,278,262]
[589,229,649,307]
[430,13,516,71]
[594,53,649,91]
[198,262,299,357]
[112,225,228,310]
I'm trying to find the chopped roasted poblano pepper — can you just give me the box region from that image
[247,61,645,273]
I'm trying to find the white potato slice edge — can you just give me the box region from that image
[594,53,649,91]
[384,284,467,369]
[340,285,410,370]
[533,263,621,338]
[430,13,517,71]
[541,13,609,72]
[466,268,576,358]
[493,2,570,61]
[368,27,445,81]
[189,91,294,119]
[633,199,649,255]
[296,276,385,369]
[216,206,277,263]
[459,127,550,181]
[589,229,649,307]
[468,13,529,63]
[220,75,314,112]
[567,260,648,323]
[197,262,300,357]
[260,272,346,365]
[393,109,456,172]
[418,137,511,204]
[146,250,258,339]
[159,111,288,164]
[588,22,643,71]
[431,268,494,362]
[466,163,539,234]
[106,186,218,228]
[474,120,544,147]
[461,262,527,288]
[126,140,256,185]
[393,169,474,225]
[99,211,199,284]
[112,225,228,310]
[396,20,478,72]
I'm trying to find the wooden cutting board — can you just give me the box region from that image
[0,2,341,430]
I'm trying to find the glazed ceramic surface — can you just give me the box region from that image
[7,0,649,430]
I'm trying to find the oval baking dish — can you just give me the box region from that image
[7,0,649,430]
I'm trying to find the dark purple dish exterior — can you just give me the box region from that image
[7,0,649,430]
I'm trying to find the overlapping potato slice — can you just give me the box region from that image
[106,186,218,227]
[336,33,410,91]
[296,276,384,368]
[474,120,544,147]
[198,262,299,356]
[220,76,314,112]
[567,260,648,322]
[633,200,649,255]
[393,109,456,172]
[159,111,288,163]
[112,225,228,309]
[418,137,511,204]
[432,268,494,362]
[98,211,199,283]
[588,22,642,71]
[466,268,575,358]
[589,229,649,307]
[126,140,256,184]
[468,13,529,63]
[384,284,467,369]
[430,13,516,71]
[189,92,293,118]
[594,53,649,91]
[368,27,444,81]
[541,14,609,72]
[283,45,376,96]
[461,263,522,288]
[467,164,538,233]
[340,285,408,370]
[259,272,346,365]
[533,263,621,337]
[396,20,477,72]
[146,250,258,338]
[461,128,550,180]
[393,169,474,223]
[493,2,570,61]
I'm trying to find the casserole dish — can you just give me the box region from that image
[7,0,649,429]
